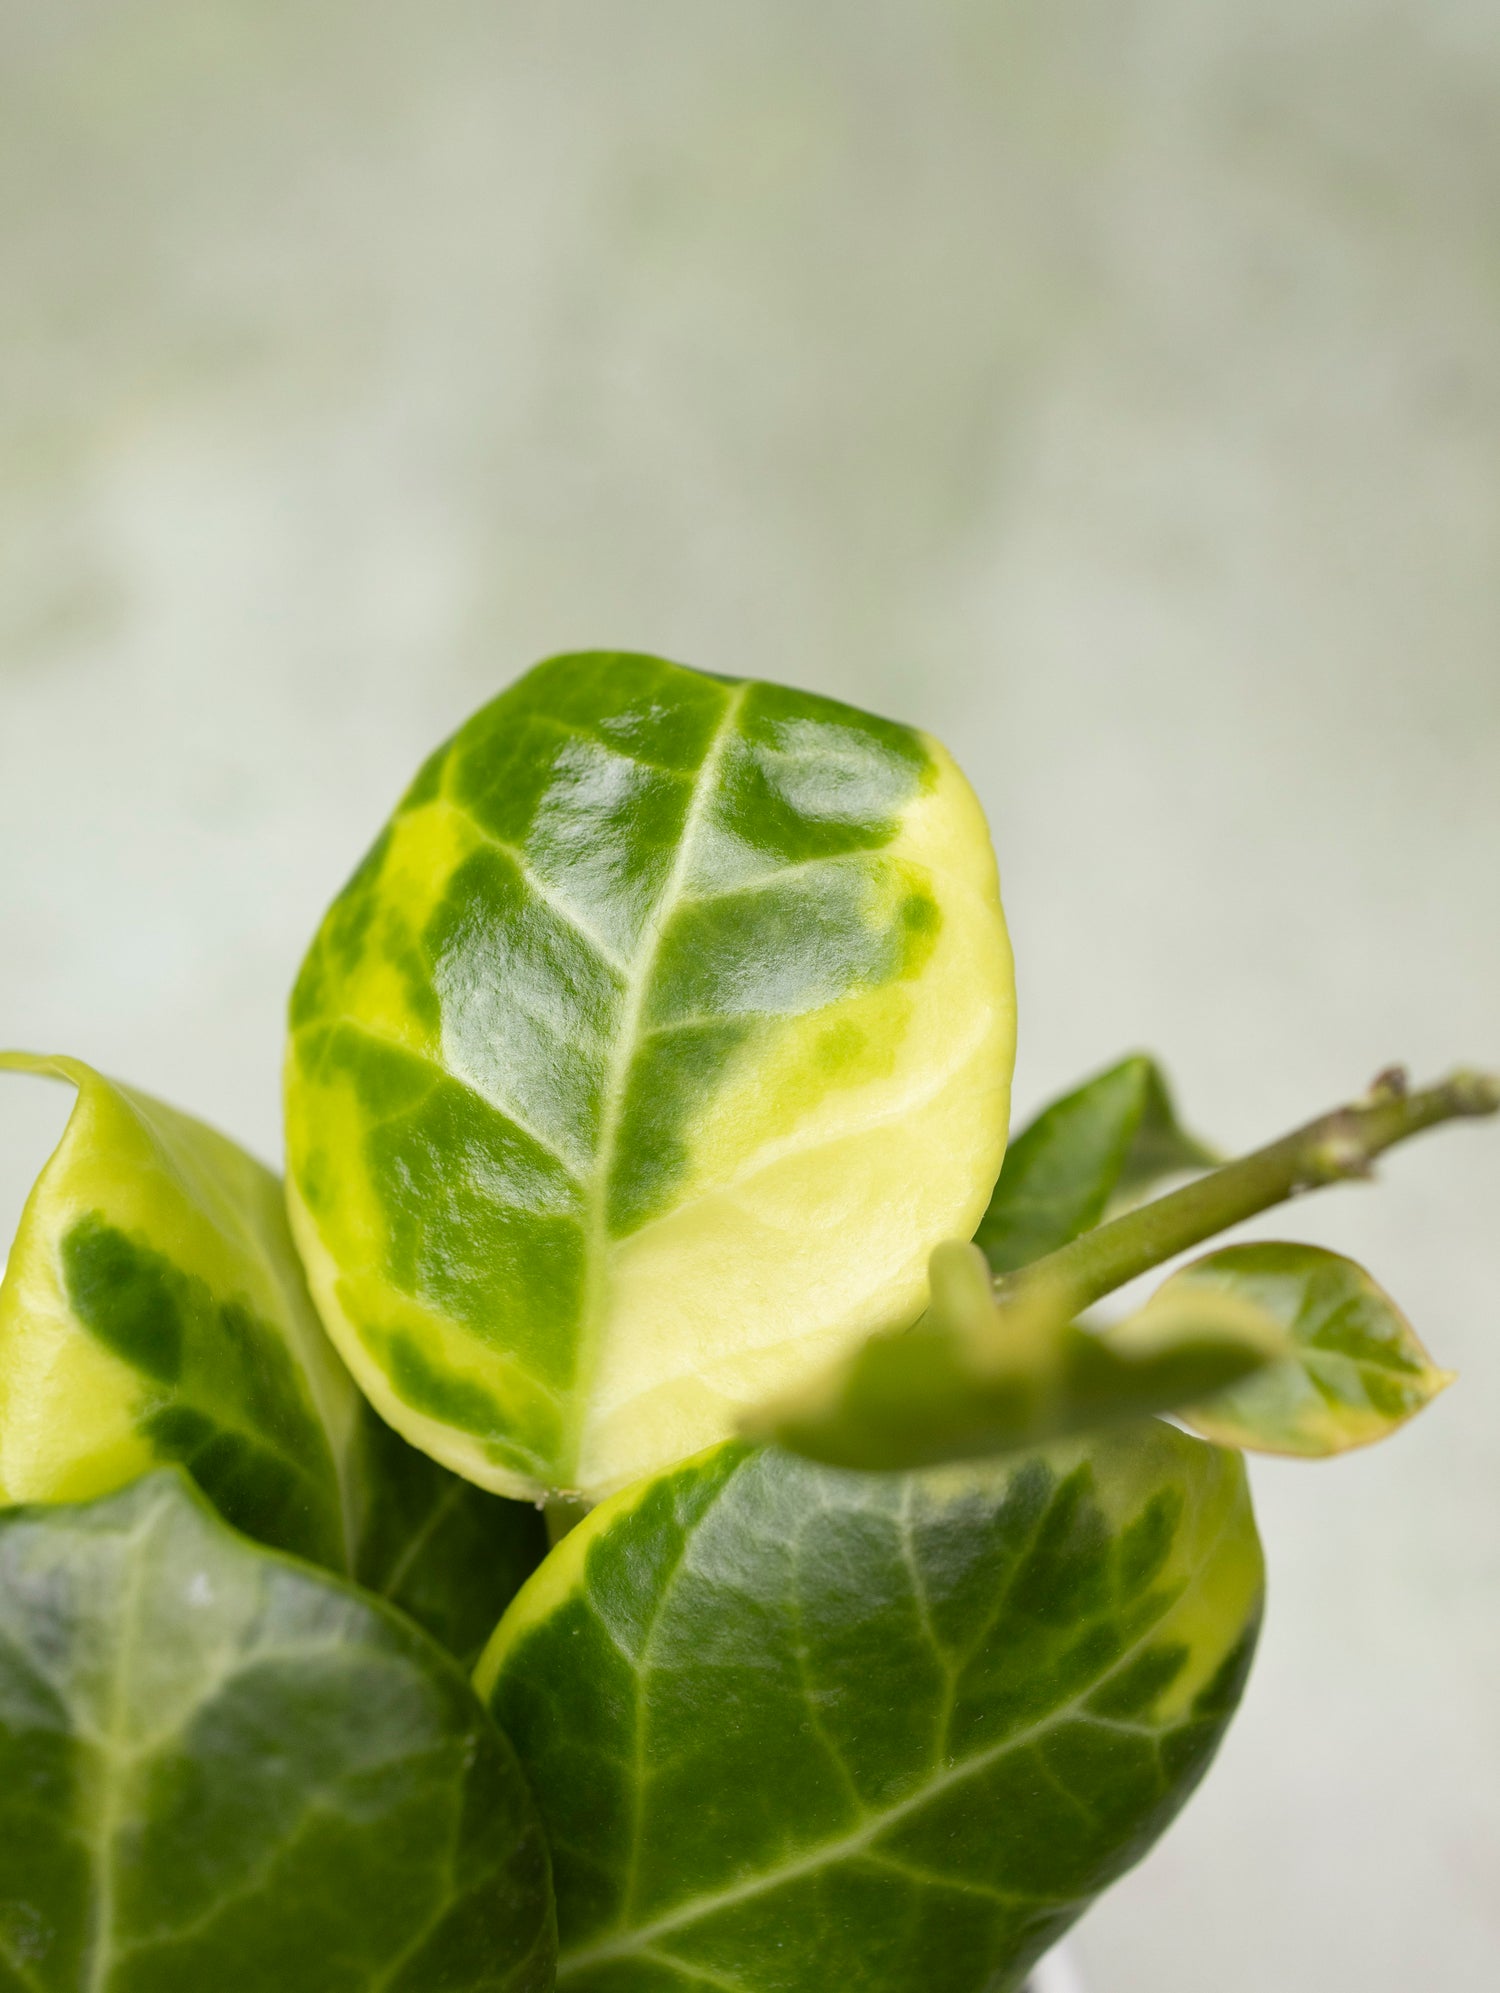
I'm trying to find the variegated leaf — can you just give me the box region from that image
[286,654,1016,1502]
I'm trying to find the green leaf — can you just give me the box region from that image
[976,1056,1217,1275]
[352,1412,547,1670]
[285,654,1016,1503]
[0,1054,544,1660]
[748,1240,1284,1472]
[1171,1242,1456,1456]
[0,1470,555,1992]
[476,1429,1263,1993]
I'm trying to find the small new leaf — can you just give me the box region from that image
[0,1471,556,1991]
[1175,1242,1455,1456]
[976,1055,1217,1275]
[748,1240,1284,1473]
[477,1432,1263,1993]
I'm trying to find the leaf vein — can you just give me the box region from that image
[556,1486,1243,1979]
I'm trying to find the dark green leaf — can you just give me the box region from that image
[285,654,1016,1502]
[477,1430,1262,1993]
[749,1241,1284,1472]
[0,1470,555,1991]
[976,1056,1217,1275]
[1173,1242,1455,1456]
[0,1054,545,1662]
[352,1410,547,1669]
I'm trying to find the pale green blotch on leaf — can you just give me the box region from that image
[1175,1241,1455,1456]
[476,1428,1264,1993]
[285,653,1016,1502]
[0,1053,544,1663]
[0,1471,555,1992]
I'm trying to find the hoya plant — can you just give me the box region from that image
[0,652,1492,1993]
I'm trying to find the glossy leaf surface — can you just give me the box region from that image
[750,1240,1283,1472]
[286,653,1015,1502]
[976,1056,1216,1276]
[1174,1242,1455,1456]
[0,1054,544,1658]
[0,1471,555,1992]
[478,1431,1263,1993]
[0,1054,357,1565]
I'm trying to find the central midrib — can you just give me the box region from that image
[562,683,749,1486]
[84,1509,156,1993]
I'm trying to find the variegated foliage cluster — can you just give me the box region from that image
[0,655,1470,1993]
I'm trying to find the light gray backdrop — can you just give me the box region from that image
[2,5,1498,1986]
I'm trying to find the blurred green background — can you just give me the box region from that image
[2,5,1498,1987]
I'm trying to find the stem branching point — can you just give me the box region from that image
[998,1065,1500,1314]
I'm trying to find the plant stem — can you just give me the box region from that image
[544,1496,589,1547]
[998,1066,1500,1313]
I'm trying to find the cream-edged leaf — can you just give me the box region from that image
[0,1053,544,1659]
[1175,1242,1455,1456]
[477,1431,1263,1993]
[285,654,1016,1502]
